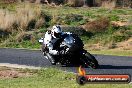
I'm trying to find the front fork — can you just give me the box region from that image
[79,50,90,66]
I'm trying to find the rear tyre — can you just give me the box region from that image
[81,52,99,69]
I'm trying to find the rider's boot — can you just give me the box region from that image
[50,58,56,65]
[46,53,56,65]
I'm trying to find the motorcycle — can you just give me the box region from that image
[39,33,99,69]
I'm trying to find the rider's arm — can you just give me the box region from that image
[44,31,59,55]
[47,43,59,55]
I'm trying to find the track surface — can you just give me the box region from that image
[0,48,132,79]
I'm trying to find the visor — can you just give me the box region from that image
[54,32,61,38]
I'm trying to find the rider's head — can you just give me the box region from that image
[51,25,62,38]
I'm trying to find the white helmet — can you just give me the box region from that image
[51,25,62,38]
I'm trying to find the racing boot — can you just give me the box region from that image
[46,53,56,65]
[50,58,56,65]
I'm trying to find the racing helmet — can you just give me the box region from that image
[51,25,62,38]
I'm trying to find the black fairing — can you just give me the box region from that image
[67,34,84,54]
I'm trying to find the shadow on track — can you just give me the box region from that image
[99,65,132,69]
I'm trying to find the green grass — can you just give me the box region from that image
[81,26,132,45]
[42,6,132,21]
[0,3,17,11]
[0,67,131,88]
[0,4,132,54]
[0,40,41,49]
[89,50,132,56]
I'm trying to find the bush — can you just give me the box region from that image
[40,11,52,28]
[15,32,33,42]
[27,19,36,30]
[0,30,11,42]
[84,17,110,33]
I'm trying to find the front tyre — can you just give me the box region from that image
[81,52,99,69]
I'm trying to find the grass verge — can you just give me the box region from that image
[89,50,132,57]
[0,67,131,88]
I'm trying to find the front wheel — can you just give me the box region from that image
[81,51,99,69]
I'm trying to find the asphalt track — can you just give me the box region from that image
[0,48,132,79]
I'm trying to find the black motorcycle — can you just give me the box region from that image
[39,33,99,69]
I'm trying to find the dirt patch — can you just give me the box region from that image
[0,66,34,79]
[111,21,129,27]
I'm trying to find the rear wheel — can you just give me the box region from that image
[81,52,99,69]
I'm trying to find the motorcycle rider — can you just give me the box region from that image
[43,25,67,65]
[40,26,99,68]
